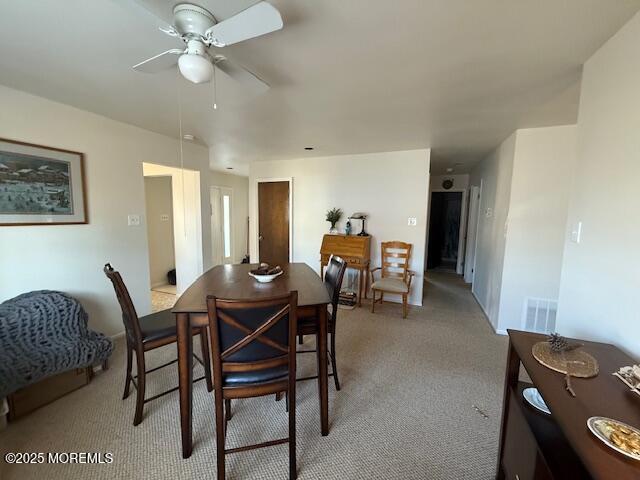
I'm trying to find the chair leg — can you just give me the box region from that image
[288,381,296,479]
[215,393,226,480]
[225,399,232,421]
[371,290,376,313]
[199,327,214,392]
[402,294,408,318]
[122,342,133,400]
[330,332,341,391]
[133,349,145,426]
[298,334,303,345]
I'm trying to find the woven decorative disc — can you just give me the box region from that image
[532,342,599,378]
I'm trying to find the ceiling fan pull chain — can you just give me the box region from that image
[177,71,187,238]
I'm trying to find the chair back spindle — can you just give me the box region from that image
[324,255,347,322]
[380,241,412,282]
[207,292,298,389]
[103,263,143,345]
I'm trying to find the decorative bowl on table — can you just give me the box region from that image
[248,264,283,283]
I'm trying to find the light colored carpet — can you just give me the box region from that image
[1,272,507,479]
[153,284,178,295]
[150,290,177,313]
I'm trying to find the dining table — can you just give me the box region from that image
[172,262,332,458]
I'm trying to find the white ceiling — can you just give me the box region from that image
[0,1,638,175]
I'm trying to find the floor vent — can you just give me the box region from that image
[522,297,557,334]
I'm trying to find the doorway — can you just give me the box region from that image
[144,176,177,312]
[257,180,290,265]
[142,162,203,308]
[427,191,463,272]
[211,186,234,266]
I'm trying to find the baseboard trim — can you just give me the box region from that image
[110,330,125,341]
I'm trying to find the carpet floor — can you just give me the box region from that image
[1,272,508,479]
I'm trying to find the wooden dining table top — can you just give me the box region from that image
[172,262,331,313]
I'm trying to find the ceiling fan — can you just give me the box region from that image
[132,2,283,91]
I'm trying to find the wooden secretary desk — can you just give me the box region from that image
[320,234,370,307]
[498,330,640,480]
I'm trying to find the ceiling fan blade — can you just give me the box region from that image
[133,49,183,73]
[204,2,283,47]
[214,57,270,94]
[113,0,177,34]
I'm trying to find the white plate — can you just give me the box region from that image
[522,387,551,415]
[587,416,640,461]
[248,270,283,283]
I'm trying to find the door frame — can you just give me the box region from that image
[426,188,467,274]
[465,182,483,285]
[210,185,234,265]
[253,177,293,263]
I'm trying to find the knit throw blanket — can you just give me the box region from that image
[0,290,113,398]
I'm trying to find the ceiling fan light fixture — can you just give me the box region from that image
[178,53,213,84]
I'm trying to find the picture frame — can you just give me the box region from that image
[0,138,87,226]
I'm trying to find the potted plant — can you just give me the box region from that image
[325,208,342,234]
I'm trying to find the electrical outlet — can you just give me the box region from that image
[486,208,493,218]
[407,217,417,226]
[127,214,141,226]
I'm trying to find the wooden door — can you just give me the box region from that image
[258,181,290,265]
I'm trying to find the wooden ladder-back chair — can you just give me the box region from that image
[103,263,212,426]
[207,292,298,480]
[370,241,415,318]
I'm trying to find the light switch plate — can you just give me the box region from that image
[127,214,141,226]
[160,214,170,222]
[408,217,417,226]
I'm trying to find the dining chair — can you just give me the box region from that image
[207,291,298,480]
[370,241,415,318]
[103,263,212,426]
[296,255,347,390]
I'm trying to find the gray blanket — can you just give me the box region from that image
[0,290,113,398]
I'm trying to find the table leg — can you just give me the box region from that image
[317,305,329,435]
[364,266,369,299]
[358,269,363,307]
[177,312,193,459]
[496,338,520,479]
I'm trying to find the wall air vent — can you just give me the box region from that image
[522,297,558,334]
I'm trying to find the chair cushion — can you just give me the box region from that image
[371,277,409,293]
[223,365,288,386]
[139,309,176,343]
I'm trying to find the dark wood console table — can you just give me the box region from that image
[497,330,640,480]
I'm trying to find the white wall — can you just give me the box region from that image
[0,85,212,337]
[249,149,431,305]
[144,176,175,287]
[429,174,469,192]
[499,125,577,332]
[469,133,516,328]
[209,171,249,263]
[556,12,640,357]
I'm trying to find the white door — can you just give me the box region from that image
[211,186,234,265]
[464,185,481,283]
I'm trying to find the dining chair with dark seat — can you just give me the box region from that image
[103,263,212,426]
[207,291,298,480]
[296,255,347,390]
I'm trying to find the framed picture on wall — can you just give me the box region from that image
[0,138,87,225]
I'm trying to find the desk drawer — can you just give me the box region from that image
[502,390,553,480]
